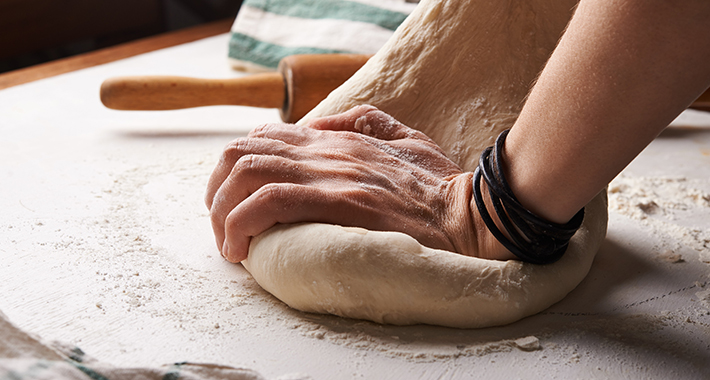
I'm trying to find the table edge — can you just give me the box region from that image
[0,19,233,90]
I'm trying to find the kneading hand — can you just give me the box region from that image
[205,105,511,263]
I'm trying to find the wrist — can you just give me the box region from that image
[474,129,584,264]
[443,173,515,261]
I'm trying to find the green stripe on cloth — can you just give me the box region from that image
[161,362,184,380]
[70,362,111,380]
[243,0,408,30]
[229,32,352,69]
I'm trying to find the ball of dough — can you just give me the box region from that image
[244,193,607,329]
[241,0,607,328]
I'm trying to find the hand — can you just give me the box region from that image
[205,105,513,262]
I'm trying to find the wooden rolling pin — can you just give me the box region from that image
[101,53,710,122]
[100,54,371,123]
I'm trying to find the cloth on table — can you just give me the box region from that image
[0,310,308,380]
[228,0,419,72]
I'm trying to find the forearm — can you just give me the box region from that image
[505,0,710,223]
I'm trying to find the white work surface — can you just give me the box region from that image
[1,34,709,379]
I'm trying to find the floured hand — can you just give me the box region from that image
[205,105,513,263]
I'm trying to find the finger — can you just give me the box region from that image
[205,137,301,210]
[308,105,435,143]
[248,122,315,146]
[356,110,436,142]
[221,183,365,262]
[210,155,309,249]
[220,183,315,262]
[221,181,454,262]
[304,104,377,132]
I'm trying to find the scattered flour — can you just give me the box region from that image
[8,147,708,372]
[608,175,710,262]
[696,290,710,310]
[79,169,708,365]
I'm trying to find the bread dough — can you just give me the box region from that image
[302,0,579,169]
[242,0,609,328]
[245,194,605,328]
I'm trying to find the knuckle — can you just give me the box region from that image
[223,210,241,231]
[363,107,389,121]
[223,138,254,161]
[232,154,263,176]
[254,183,300,211]
[257,182,287,201]
[249,123,281,137]
[362,111,404,140]
[354,104,378,115]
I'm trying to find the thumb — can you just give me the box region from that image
[306,105,433,142]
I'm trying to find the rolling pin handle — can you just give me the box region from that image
[100,74,285,111]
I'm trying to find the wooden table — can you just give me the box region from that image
[0,19,232,90]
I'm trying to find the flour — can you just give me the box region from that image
[36,147,273,336]
[276,306,689,365]
[289,319,523,361]
[4,144,707,375]
[696,290,710,310]
[608,175,710,261]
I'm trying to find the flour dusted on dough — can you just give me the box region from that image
[244,194,606,329]
[301,0,579,171]
[243,0,608,328]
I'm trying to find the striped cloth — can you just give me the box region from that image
[228,0,419,72]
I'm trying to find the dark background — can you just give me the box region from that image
[0,0,243,74]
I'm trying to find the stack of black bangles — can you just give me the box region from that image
[473,129,585,265]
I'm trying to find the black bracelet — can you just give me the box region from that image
[472,129,584,264]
